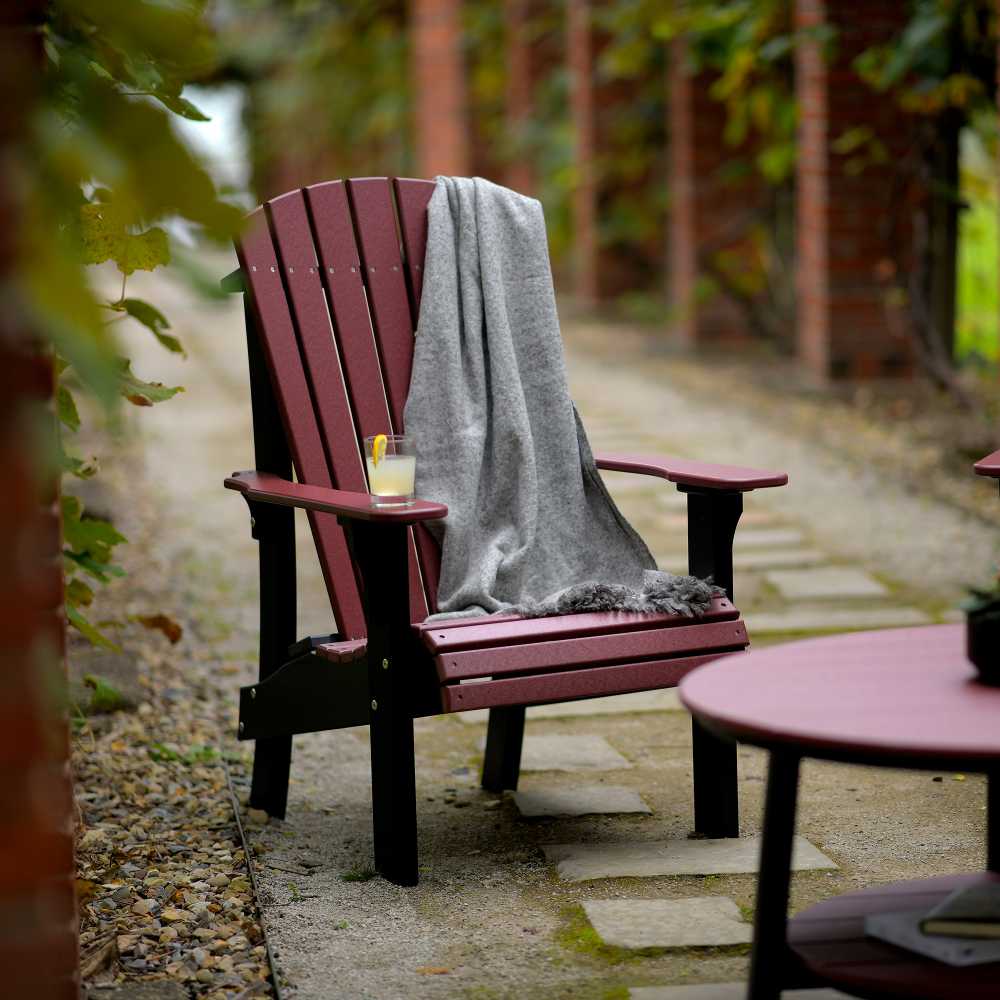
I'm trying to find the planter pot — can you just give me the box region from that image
[966,608,1000,686]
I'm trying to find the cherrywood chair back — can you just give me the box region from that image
[236,178,440,638]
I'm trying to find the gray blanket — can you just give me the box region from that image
[403,177,719,620]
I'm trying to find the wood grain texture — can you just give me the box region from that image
[681,624,1000,766]
[303,180,430,620]
[442,653,727,712]
[422,597,739,653]
[225,471,448,523]
[393,177,435,316]
[595,452,788,491]
[788,873,1000,999]
[436,619,747,682]
[974,449,1000,478]
[236,210,366,637]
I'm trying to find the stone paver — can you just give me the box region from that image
[517,734,632,772]
[745,605,931,634]
[544,835,836,882]
[584,897,751,949]
[512,785,650,818]
[734,528,806,550]
[733,548,825,571]
[458,689,682,723]
[630,986,851,1000]
[656,491,688,511]
[658,528,806,559]
[765,566,889,600]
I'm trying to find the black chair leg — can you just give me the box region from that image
[369,695,418,886]
[692,717,739,838]
[482,705,526,792]
[246,519,296,819]
[348,520,419,886]
[250,735,293,818]
[244,296,296,820]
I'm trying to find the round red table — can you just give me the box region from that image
[679,624,1000,1000]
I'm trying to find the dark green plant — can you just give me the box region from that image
[340,864,378,883]
[964,575,1000,619]
[28,1,243,646]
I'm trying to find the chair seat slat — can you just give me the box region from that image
[433,618,747,682]
[420,597,739,654]
[441,653,738,713]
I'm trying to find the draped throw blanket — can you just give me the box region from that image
[403,177,720,620]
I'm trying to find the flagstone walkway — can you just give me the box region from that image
[121,263,997,999]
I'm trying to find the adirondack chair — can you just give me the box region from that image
[222,177,788,886]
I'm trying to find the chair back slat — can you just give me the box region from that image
[344,178,415,430]
[304,180,430,621]
[392,178,435,316]
[304,182,391,441]
[348,177,441,613]
[266,191,366,493]
[235,210,366,638]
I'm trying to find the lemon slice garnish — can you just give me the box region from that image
[372,433,387,467]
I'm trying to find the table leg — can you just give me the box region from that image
[747,751,801,1000]
[988,770,1000,873]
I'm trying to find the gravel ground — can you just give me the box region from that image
[70,484,274,998]
[71,263,1000,998]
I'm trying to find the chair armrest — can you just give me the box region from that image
[224,471,448,523]
[595,452,788,491]
[974,450,1000,479]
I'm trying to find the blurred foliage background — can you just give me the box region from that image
[21,0,1000,642]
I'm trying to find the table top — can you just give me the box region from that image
[679,624,1000,768]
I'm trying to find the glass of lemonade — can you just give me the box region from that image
[364,434,416,507]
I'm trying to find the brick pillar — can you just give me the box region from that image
[504,0,535,194]
[566,0,597,303]
[411,0,470,178]
[668,38,764,345]
[0,352,76,1000]
[795,0,913,379]
[0,10,79,998]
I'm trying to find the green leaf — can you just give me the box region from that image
[65,551,125,584]
[116,357,183,406]
[62,494,127,567]
[83,674,129,712]
[57,384,81,432]
[66,576,94,608]
[153,92,211,121]
[120,298,185,355]
[79,202,170,275]
[59,443,99,479]
[118,226,170,275]
[67,605,120,651]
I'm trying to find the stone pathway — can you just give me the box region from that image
[118,266,995,998]
[543,836,835,882]
[583,898,752,949]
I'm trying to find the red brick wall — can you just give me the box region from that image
[0,350,78,999]
[795,0,913,379]
[411,0,470,178]
[0,9,79,997]
[504,0,536,195]
[668,39,765,345]
[566,0,597,303]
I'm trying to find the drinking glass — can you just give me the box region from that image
[364,434,416,508]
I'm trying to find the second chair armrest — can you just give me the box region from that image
[974,450,1000,479]
[225,471,448,523]
[595,452,788,491]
